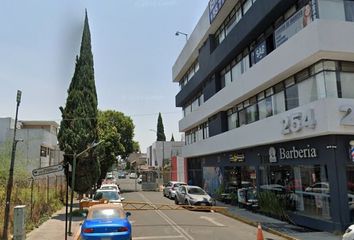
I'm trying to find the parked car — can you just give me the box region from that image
[100,183,120,193]
[163,181,187,199]
[81,203,132,240]
[118,171,126,179]
[343,224,354,240]
[175,185,215,206]
[305,182,330,193]
[94,189,125,203]
[129,172,137,179]
[137,175,142,184]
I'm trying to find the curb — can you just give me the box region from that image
[219,210,299,240]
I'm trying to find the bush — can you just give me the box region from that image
[258,191,290,220]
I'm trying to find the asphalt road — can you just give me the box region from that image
[122,191,285,240]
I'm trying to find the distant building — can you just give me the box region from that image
[127,152,147,169]
[146,141,183,168]
[0,117,62,172]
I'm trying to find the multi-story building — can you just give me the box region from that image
[0,117,62,172]
[173,0,354,232]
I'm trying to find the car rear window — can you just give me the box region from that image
[94,191,120,200]
[187,187,206,195]
[90,209,123,219]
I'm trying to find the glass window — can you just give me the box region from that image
[258,97,273,120]
[217,29,225,44]
[235,5,242,23]
[246,104,258,124]
[225,69,232,86]
[231,61,242,82]
[285,84,299,110]
[340,72,354,98]
[226,14,237,35]
[241,51,249,73]
[323,71,338,98]
[191,98,199,111]
[242,0,252,15]
[272,91,285,114]
[347,165,354,221]
[298,76,318,105]
[260,165,330,219]
[228,112,238,130]
[342,62,354,72]
[195,62,199,72]
[239,109,247,126]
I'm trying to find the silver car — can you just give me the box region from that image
[163,181,186,199]
[175,185,215,206]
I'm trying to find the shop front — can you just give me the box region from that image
[190,134,354,232]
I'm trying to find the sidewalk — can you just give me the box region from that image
[216,201,341,240]
[26,203,83,240]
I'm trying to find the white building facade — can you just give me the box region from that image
[173,0,354,232]
[0,118,62,172]
[146,141,184,168]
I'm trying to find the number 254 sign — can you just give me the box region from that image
[282,109,316,135]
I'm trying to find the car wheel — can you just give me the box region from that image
[185,200,190,206]
[175,197,179,205]
[168,192,172,199]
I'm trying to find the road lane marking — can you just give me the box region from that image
[138,193,194,240]
[133,236,184,239]
[200,216,225,227]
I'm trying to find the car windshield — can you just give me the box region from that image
[94,191,120,200]
[90,208,123,219]
[187,187,206,195]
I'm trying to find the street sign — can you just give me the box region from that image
[32,164,63,177]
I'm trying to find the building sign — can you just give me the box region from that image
[209,0,225,23]
[251,41,267,65]
[279,145,318,160]
[32,164,63,177]
[230,153,245,162]
[340,105,354,126]
[274,4,312,48]
[281,109,316,135]
[268,147,277,163]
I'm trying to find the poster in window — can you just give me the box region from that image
[274,4,312,48]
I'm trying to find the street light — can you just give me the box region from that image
[2,90,22,240]
[67,140,104,235]
[175,31,188,41]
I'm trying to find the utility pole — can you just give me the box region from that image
[2,90,22,240]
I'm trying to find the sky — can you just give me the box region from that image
[0,0,207,152]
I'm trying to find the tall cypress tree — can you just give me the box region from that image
[58,11,100,194]
[170,134,175,142]
[156,112,166,141]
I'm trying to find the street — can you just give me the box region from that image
[123,190,284,240]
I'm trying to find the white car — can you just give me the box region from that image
[93,189,124,203]
[129,172,137,179]
[343,224,354,240]
[100,183,120,193]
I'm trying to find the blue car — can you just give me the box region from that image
[81,203,132,240]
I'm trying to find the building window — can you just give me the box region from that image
[227,108,238,130]
[339,72,354,98]
[246,97,258,124]
[285,77,299,110]
[40,146,48,157]
[242,0,253,15]
[258,92,273,120]
[260,164,330,220]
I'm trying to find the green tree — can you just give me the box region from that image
[96,110,136,180]
[170,134,175,142]
[132,141,140,153]
[156,112,166,141]
[58,11,100,194]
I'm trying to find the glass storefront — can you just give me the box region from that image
[260,164,330,219]
[347,165,354,221]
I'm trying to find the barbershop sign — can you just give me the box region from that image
[268,145,318,161]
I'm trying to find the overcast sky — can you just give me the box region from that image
[0,0,207,151]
